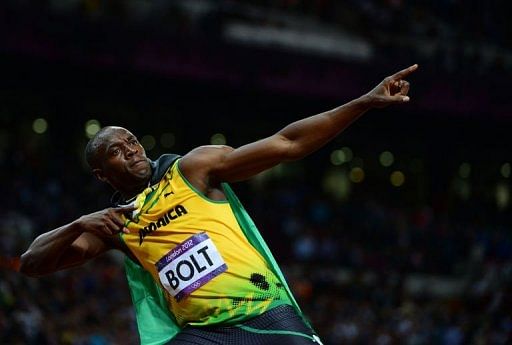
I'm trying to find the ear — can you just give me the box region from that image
[93,168,108,183]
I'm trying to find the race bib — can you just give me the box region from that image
[156,232,227,301]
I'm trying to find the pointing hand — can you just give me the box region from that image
[76,205,137,236]
[365,64,418,108]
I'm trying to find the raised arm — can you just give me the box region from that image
[180,65,418,189]
[19,206,134,277]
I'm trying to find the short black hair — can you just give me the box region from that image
[84,126,115,169]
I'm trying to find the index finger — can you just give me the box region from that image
[113,205,137,224]
[390,64,418,80]
[114,205,138,213]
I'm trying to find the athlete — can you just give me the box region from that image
[19,64,418,344]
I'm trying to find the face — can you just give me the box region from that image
[93,127,152,192]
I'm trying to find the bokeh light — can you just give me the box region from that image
[323,169,351,200]
[379,151,394,167]
[349,167,365,183]
[458,163,471,179]
[85,119,101,139]
[501,163,511,178]
[390,170,405,187]
[330,149,346,166]
[496,183,509,209]
[32,118,48,134]
[210,133,226,145]
[342,147,353,162]
[141,135,156,151]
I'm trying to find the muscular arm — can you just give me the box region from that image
[180,65,418,189]
[20,223,110,277]
[20,206,135,277]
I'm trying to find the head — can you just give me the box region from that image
[85,126,152,197]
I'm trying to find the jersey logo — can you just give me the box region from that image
[138,204,188,245]
[156,232,227,301]
[164,191,174,198]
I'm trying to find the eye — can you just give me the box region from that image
[111,148,120,156]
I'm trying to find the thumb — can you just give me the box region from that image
[117,204,138,211]
[389,95,410,103]
[115,204,138,215]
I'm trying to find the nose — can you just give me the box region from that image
[125,144,138,157]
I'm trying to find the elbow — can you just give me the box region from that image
[19,252,33,276]
[285,142,309,162]
[19,251,42,277]
[276,135,306,162]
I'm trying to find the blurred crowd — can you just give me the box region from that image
[1,132,511,344]
[260,184,512,344]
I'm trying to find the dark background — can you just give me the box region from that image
[1,1,511,344]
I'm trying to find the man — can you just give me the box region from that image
[19,64,418,344]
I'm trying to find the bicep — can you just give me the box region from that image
[180,134,293,185]
[213,134,293,182]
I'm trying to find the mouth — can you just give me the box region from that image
[130,159,148,168]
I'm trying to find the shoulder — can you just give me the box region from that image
[183,145,234,160]
[180,145,233,172]
[179,145,234,191]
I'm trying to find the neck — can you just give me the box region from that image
[118,177,151,201]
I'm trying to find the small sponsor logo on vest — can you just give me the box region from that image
[138,205,188,245]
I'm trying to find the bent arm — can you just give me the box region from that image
[19,221,110,277]
[19,206,134,277]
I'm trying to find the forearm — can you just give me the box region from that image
[20,221,83,276]
[278,95,371,160]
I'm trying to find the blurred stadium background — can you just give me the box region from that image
[1,1,511,344]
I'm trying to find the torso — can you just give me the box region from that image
[119,160,290,327]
